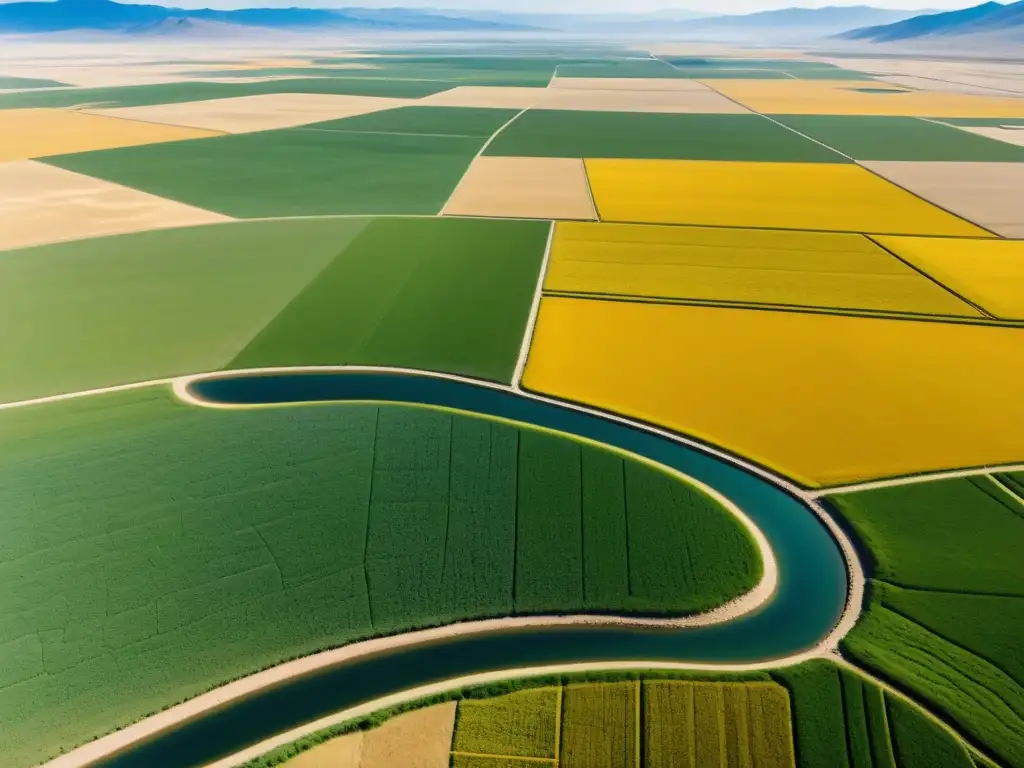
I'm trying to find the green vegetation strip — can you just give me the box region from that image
[0,218,369,403]
[830,479,1024,767]
[771,116,1024,161]
[230,217,548,383]
[44,109,507,217]
[0,76,69,90]
[483,111,846,162]
[0,78,452,110]
[0,388,759,766]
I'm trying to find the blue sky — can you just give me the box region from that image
[0,0,970,11]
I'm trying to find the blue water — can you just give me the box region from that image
[98,371,848,767]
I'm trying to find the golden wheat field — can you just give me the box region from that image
[546,221,980,316]
[522,296,1024,486]
[584,160,992,236]
[875,235,1024,320]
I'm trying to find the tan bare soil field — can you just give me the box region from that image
[90,93,412,133]
[359,702,457,768]
[0,160,230,251]
[0,108,221,161]
[863,160,1024,238]
[536,86,750,113]
[957,125,1024,147]
[822,57,1024,96]
[647,44,807,58]
[285,732,363,767]
[443,156,598,220]
[549,77,715,91]
[418,85,544,109]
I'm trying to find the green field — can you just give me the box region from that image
[483,111,846,162]
[935,117,1024,127]
[0,388,760,766]
[230,217,548,383]
[830,479,1024,767]
[0,218,369,403]
[0,77,453,110]
[771,115,1024,161]
[303,105,517,137]
[452,687,558,758]
[561,682,638,767]
[769,660,975,768]
[0,76,68,89]
[662,58,872,81]
[44,111,498,217]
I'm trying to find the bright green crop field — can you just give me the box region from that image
[483,110,846,162]
[830,479,1024,768]
[0,387,760,765]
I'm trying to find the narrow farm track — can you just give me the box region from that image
[810,463,1024,497]
[36,365,856,768]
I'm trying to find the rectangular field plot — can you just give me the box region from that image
[874,236,1024,320]
[863,161,1024,238]
[707,79,1024,117]
[43,124,489,218]
[535,86,750,114]
[0,218,368,403]
[560,682,638,768]
[483,111,842,162]
[0,108,221,162]
[303,105,519,137]
[229,217,549,383]
[453,687,559,759]
[585,159,991,236]
[770,116,1024,161]
[0,77,453,110]
[91,93,414,134]
[522,297,1024,486]
[443,157,597,220]
[546,221,980,317]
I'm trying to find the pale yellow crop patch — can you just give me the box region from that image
[585,159,991,237]
[523,296,1024,487]
[875,236,1024,320]
[547,221,980,317]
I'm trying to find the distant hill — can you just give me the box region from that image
[0,0,535,34]
[683,6,929,37]
[839,0,1024,41]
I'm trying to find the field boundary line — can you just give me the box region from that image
[865,235,997,319]
[0,377,175,412]
[77,108,231,135]
[580,158,601,221]
[292,127,484,139]
[554,682,563,761]
[512,220,555,390]
[988,473,1024,507]
[811,463,1024,497]
[439,105,534,216]
[833,656,1009,768]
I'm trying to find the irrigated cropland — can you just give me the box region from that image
[0,38,1021,768]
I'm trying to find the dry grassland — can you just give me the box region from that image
[0,108,221,161]
[585,159,990,236]
[536,86,750,114]
[546,221,980,316]
[360,702,457,768]
[957,125,1024,147]
[875,236,1024,320]
[863,161,1024,238]
[90,93,412,134]
[0,160,229,251]
[418,86,544,109]
[443,156,597,220]
[522,296,1024,486]
[705,79,1024,117]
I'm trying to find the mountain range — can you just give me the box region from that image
[0,0,533,33]
[840,0,1024,41]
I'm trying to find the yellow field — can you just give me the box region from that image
[0,109,221,162]
[522,296,1024,487]
[875,236,1024,320]
[703,79,1024,117]
[547,221,980,316]
[585,159,992,237]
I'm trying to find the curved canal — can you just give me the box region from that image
[98,370,849,768]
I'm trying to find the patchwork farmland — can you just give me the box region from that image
[0,37,1021,768]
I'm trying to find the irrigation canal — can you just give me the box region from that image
[95,370,849,768]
